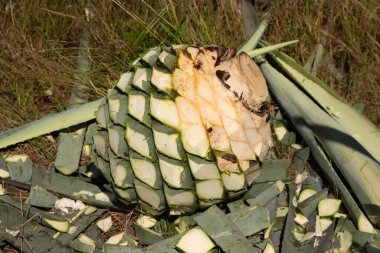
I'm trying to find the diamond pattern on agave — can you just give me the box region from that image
[91,45,272,215]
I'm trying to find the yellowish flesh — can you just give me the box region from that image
[238,107,258,128]
[246,128,262,147]
[172,48,271,178]
[43,218,70,233]
[197,99,222,126]
[176,97,203,126]
[172,68,196,100]
[239,160,252,172]
[298,189,317,203]
[207,125,230,151]
[109,99,121,120]
[186,46,199,60]
[96,216,113,233]
[0,169,10,178]
[230,141,256,161]
[216,155,240,173]
[215,95,238,120]
[181,125,210,158]
[263,243,275,253]
[108,127,121,154]
[196,73,215,102]
[220,116,246,142]
[177,51,194,75]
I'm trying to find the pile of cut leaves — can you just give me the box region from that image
[0,18,380,253]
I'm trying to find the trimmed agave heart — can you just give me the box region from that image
[90,45,272,216]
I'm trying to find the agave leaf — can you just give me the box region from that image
[144,231,184,252]
[70,233,96,253]
[55,124,87,175]
[227,199,247,212]
[272,115,297,145]
[0,99,102,150]
[133,223,164,245]
[249,159,290,183]
[261,41,380,163]
[227,206,271,236]
[293,148,310,171]
[0,203,74,253]
[246,40,299,58]
[298,189,328,217]
[353,103,366,114]
[303,46,318,73]
[56,208,106,246]
[279,145,317,252]
[259,57,377,231]
[103,245,143,253]
[238,15,270,53]
[311,38,326,76]
[0,195,69,232]
[30,167,121,210]
[194,205,259,253]
[5,155,33,183]
[245,181,285,207]
[264,196,278,224]
[3,157,121,210]
[24,184,58,208]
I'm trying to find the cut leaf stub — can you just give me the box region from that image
[90,44,272,215]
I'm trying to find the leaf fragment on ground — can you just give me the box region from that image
[194,205,259,253]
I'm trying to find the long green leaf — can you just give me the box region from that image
[238,15,269,53]
[259,56,380,229]
[261,41,380,164]
[0,99,102,149]
[246,40,299,57]
[259,58,373,228]
[267,81,375,232]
